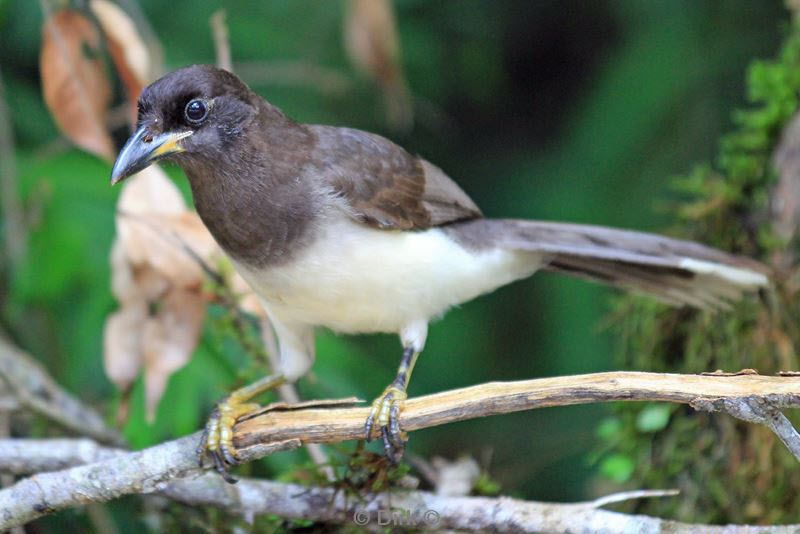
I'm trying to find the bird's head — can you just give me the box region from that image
[110,65,258,185]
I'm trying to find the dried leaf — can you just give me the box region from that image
[117,165,185,215]
[120,212,215,288]
[344,0,412,129]
[90,0,151,122]
[116,167,219,287]
[142,289,206,421]
[132,264,170,301]
[103,299,147,390]
[106,166,265,420]
[109,236,136,301]
[40,9,114,160]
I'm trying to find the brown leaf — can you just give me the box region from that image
[105,166,266,421]
[40,9,114,161]
[109,237,136,301]
[90,0,151,123]
[103,300,147,391]
[142,289,207,421]
[344,0,412,130]
[116,167,219,287]
[117,165,186,215]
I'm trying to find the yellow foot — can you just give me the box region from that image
[364,383,408,462]
[197,373,285,483]
[197,398,260,484]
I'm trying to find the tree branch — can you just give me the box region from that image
[210,10,232,72]
[0,331,125,446]
[1,437,796,533]
[0,65,25,266]
[2,371,800,529]
[233,371,800,463]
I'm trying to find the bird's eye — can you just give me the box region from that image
[184,99,208,123]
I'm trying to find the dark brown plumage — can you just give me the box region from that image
[134,65,480,266]
[111,65,770,476]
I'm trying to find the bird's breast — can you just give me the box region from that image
[231,217,543,334]
[186,169,316,267]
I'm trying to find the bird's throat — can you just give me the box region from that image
[181,153,317,268]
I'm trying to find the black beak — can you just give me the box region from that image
[110,127,192,185]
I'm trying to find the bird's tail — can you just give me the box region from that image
[443,219,769,309]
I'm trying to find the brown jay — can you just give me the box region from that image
[111,65,769,479]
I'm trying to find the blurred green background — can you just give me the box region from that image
[0,0,790,529]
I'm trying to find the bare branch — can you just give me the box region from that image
[0,437,796,533]
[116,0,165,78]
[0,390,24,534]
[770,109,800,268]
[1,372,799,529]
[692,395,800,460]
[588,489,680,508]
[0,433,297,529]
[234,371,800,463]
[0,66,25,266]
[0,438,125,474]
[234,60,353,96]
[0,331,125,446]
[210,10,232,72]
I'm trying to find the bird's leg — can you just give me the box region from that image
[198,373,286,482]
[364,346,419,462]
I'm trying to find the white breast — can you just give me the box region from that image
[232,217,542,335]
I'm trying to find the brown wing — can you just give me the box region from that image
[309,125,481,230]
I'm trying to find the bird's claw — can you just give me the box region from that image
[197,397,260,484]
[364,383,408,462]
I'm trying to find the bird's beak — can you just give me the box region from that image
[110,127,193,185]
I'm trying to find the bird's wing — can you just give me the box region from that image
[443,219,770,308]
[309,125,482,230]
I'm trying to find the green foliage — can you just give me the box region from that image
[603,20,800,524]
[0,1,793,530]
[599,453,635,484]
[472,471,502,497]
[635,404,672,433]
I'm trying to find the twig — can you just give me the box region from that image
[0,437,795,533]
[234,60,353,96]
[0,331,125,446]
[588,489,680,508]
[770,109,800,269]
[210,10,232,72]
[692,395,800,460]
[116,0,165,78]
[0,438,125,474]
[0,385,24,534]
[0,66,25,266]
[233,371,800,464]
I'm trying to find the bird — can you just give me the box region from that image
[110,64,769,480]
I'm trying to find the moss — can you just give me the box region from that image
[600,19,800,524]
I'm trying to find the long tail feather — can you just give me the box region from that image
[443,219,769,309]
